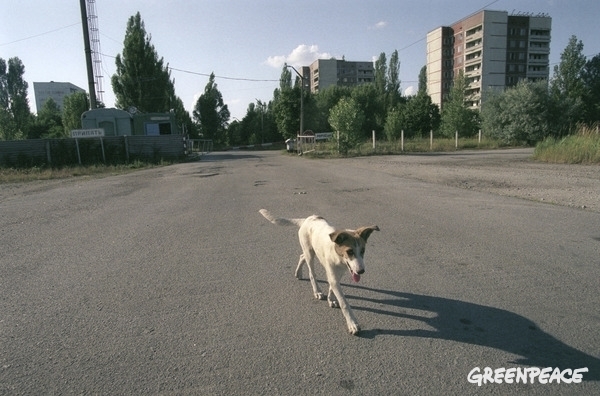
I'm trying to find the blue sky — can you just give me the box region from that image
[2,0,599,121]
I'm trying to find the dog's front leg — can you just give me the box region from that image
[327,286,339,308]
[329,281,360,335]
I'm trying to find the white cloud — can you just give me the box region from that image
[369,21,388,30]
[265,44,333,69]
[404,86,416,96]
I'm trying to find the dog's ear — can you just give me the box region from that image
[356,225,380,242]
[329,230,350,245]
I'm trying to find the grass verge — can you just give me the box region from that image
[301,136,507,158]
[0,160,169,184]
[534,125,600,164]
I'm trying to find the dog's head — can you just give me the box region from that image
[330,225,380,282]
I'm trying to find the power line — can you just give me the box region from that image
[0,22,80,46]
[98,53,280,83]
[168,66,280,82]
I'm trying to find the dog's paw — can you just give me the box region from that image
[295,269,303,280]
[328,299,339,308]
[348,323,361,335]
[315,292,325,300]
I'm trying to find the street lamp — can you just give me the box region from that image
[286,65,304,150]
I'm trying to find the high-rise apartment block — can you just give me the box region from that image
[33,81,86,113]
[426,10,551,109]
[302,59,375,93]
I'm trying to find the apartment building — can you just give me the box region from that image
[33,81,86,112]
[304,59,375,93]
[426,10,551,109]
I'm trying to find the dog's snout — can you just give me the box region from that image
[357,269,365,275]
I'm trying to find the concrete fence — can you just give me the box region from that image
[0,135,188,167]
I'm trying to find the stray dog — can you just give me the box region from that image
[259,209,379,335]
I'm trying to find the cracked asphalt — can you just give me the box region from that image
[1,149,599,394]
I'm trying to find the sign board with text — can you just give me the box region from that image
[71,128,105,138]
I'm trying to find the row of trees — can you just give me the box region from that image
[2,10,598,151]
[0,56,92,141]
[233,36,599,150]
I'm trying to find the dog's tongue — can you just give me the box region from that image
[352,272,361,283]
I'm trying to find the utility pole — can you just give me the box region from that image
[79,0,97,109]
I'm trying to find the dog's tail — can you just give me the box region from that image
[259,209,305,227]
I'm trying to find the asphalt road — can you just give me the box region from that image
[1,150,599,395]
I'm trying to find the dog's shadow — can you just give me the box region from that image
[344,284,600,381]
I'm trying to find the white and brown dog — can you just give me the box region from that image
[259,209,379,335]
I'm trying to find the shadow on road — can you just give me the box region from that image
[346,284,599,381]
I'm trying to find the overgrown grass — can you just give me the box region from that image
[534,124,600,164]
[301,136,507,158]
[0,160,170,184]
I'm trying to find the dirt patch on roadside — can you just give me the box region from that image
[348,148,600,213]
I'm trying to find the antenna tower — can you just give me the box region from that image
[86,0,104,104]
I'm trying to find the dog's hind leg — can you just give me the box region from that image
[300,251,324,300]
[294,254,305,279]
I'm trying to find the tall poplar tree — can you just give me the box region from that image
[193,73,230,146]
[0,57,31,140]
[374,53,387,96]
[111,12,176,113]
[387,49,401,106]
[549,35,587,131]
[273,64,301,138]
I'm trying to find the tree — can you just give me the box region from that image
[402,92,440,138]
[230,99,279,146]
[549,35,587,131]
[193,73,230,146]
[111,12,177,114]
[384,107,403,141]
[417,65,427,95]
[34,98,65,138]
[313,84,352,132]
[279,64,292,91]
[62,91,89,133]
[171,96,195,137]
[374,53,387,96]
[551,36,587,102]
[440,70,479,137]
[581,54,600,123]
[328,97,365,154]
[387,49,401,107]
[351,83,381,138]
[0,57,31,140]
[272,64,301,138]
[481,80,552,144]
[373,50,404,127]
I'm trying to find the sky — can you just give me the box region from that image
[2,0,600,121]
